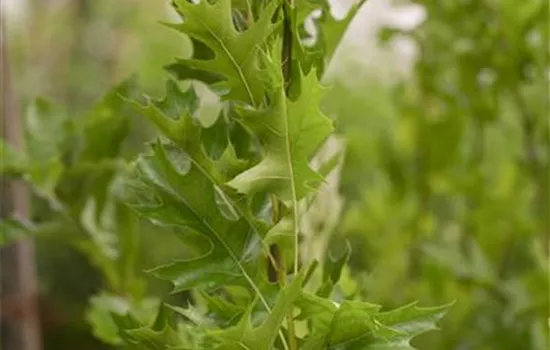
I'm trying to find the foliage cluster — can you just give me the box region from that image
[1,0,453,349]
[329,0,549,349]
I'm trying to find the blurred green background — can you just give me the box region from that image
[2,0,548,349]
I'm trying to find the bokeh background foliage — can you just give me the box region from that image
[1,0,548,349]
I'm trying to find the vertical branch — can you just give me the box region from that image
[267,0,295,283]
[282,0,297,278]
[0,21,43,350]
[267,3,298,350]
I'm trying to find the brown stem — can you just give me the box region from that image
[0,20,43,350]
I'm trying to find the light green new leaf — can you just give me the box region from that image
[168,0,280,106]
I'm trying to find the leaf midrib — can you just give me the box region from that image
[194,15,256,105]
[158,167,271,313]
[181,155,273,311]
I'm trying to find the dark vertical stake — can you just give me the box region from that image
[0,19,43,350]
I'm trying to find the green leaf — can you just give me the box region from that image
[317,241,351,297]
[86,293,159,346]
[167,303,216,328]
[79,198,119,261]
[122,140,275,316]
[114,200,142,295]
[123,80,200,145]
[295,295,451,349]
[27,160,64,203]
[119,304,185,350]
[293,0,366,75]
[24,98,69,163]
[319,1,365,66]
[87,293,130,345]
[326,300,384,347]
[167,0,280,106]
[228,68,333,201]
[124,80,281,297]
[330,302,451,349]
[0,218,67,247]
[209,272,304,349]
[79,79,136,162]
[264,213,296,271]
[0,217,32,246]
[18,99,69,201]
[198,291,245,327]
[54,80,136,217]
[295,292,338,335]
[152,80,199,122]
[0,138,26,175]
[227,67,333,274]
[374,302,452,342]
[124,326,182,350]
